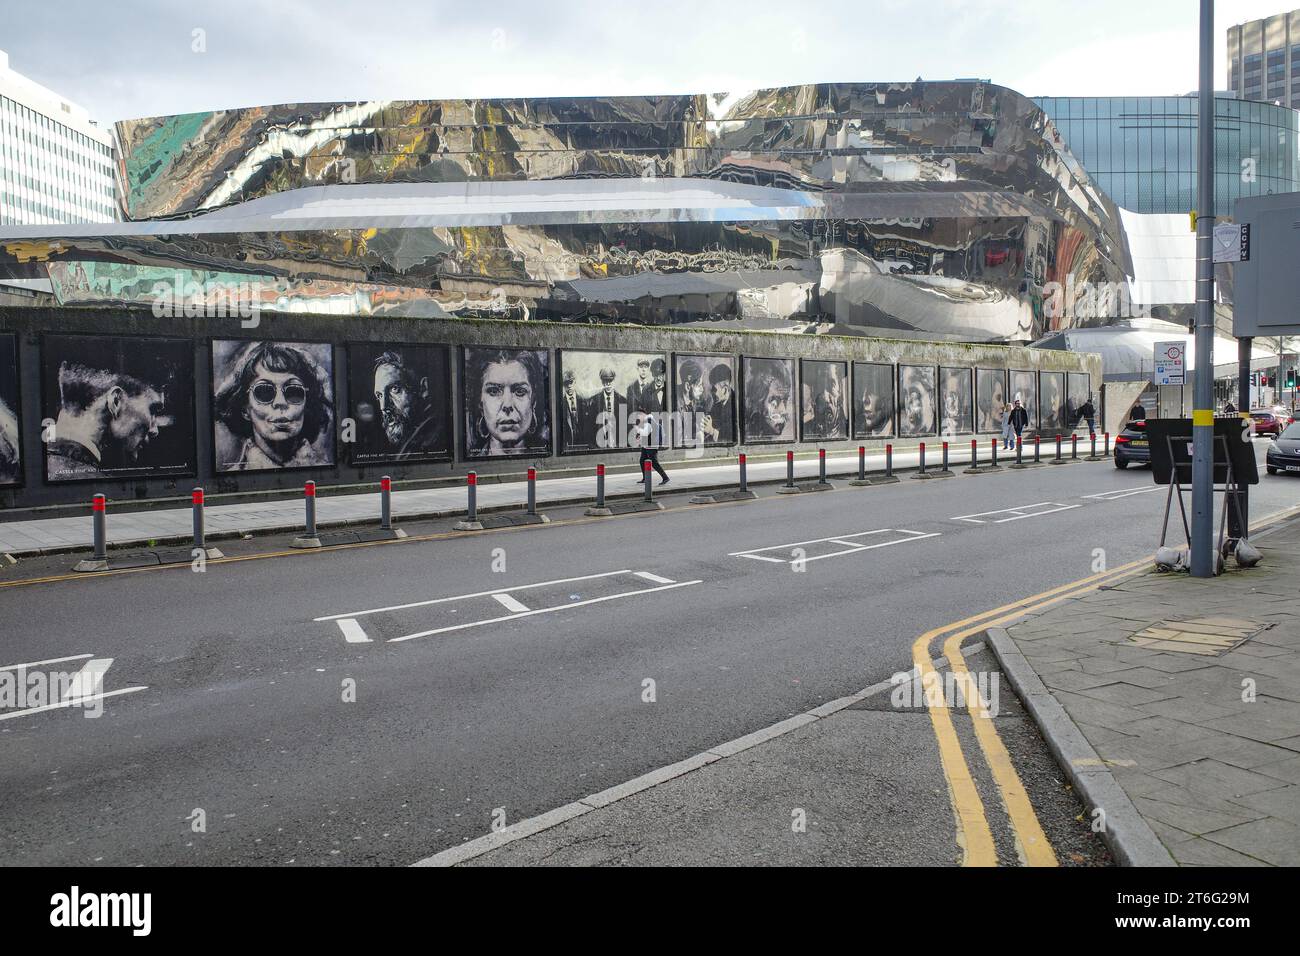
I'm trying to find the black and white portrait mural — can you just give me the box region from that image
[1039,371,1066,433]
[800,360,849,441]
[1067,373,1092,428]
[741,357,796,443]
[674,354,736,448]
[462,346,552,459]
[0,333,21,486]
[853,362,895,438]
[348,343,451,464]
[939,366,974,437]
[212,340,336,472]
[42,334,195,482]
[976,368,1007,434]
[557,349,666,454]
[897,365,936,438]
[1009,370,1038,431]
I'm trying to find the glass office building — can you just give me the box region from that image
[1034,95,1300,217]
[1227,9,1300,108]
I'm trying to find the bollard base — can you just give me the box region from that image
[584,506,614,517]
[453,520,485,531]
[72,558,109,573]
[291,535,323,549]
[911,472,934,480]
[1084,455,1103,462]
[1048,457,1077,465]
[776,485,801,494]
[847,478,873,486]
[963,465,1000,475]
[201,547,225,559]
[690,489,758,504]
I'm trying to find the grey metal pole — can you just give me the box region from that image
[596,463,606,508]
[857,446,865,481]
[1033,435,1041,464]
[304,481,317,538]
[380,476,392,531]
[739,454,748,492]
[92,493,107,562]
[467,472,478,523]
[970,439,977,468]
[1055,435,1062,462]
[785,450,795,488]
[643,460,653,502]
[1230,336,1252,538]
[526,467,537,516]
[192,488,206,550]
[1191,0,1216,576]
[941,441,949,472]
[918,441,926,474]
[885,443,893,478]
[1016,436,1023,465]
[1072,434,1079,460]
[818,448,826,483]
[1104,431,1111,457]
[991,437,998,468]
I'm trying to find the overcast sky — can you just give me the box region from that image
[0,0,1292,121]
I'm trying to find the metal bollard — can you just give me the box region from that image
[857,446,866,481]
[991,438,999,468]
[885,443,894,478]
[970,439,977,469]
[785,450,795,488]
[918,441,927,474]
[303,481,317,537]
[1016,436,1023,465]
[1071,435,1079,460]
[527,467,537,516]
[643,460,653,502]
[818,448,827,483]
[1090,432,1097,458]
[941,441,949,472]
[1104,432,1111,457]
[192,487,206,550]
[467,472,478,522]
[1055,435,1062,462]
[92,493,107,562]
[596,463,606,508]
[1033,435,1041,463]
[739,454,748,492]
[380,476,392,531]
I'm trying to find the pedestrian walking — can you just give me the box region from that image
[636,412,669,485]
[1008,397,1029,446]
[1077,396,1096,435]
[1000,398,1016,449]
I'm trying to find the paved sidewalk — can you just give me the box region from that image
[0,440,1045,556]
[992,509,1300,867]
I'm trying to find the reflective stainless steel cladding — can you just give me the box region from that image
[0,81,1132,343]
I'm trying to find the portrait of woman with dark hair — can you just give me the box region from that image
[212,340,335,472]
[463,347,551,458]
[742,357,795,443]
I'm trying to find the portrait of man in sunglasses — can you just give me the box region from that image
[212,340,335,471]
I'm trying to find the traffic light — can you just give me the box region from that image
[1288,368,1297,388]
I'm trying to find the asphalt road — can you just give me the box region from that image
[1,448,1295,865]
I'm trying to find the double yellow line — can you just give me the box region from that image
[911,556,1150,867]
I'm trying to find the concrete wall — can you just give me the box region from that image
[0,305,1102,510]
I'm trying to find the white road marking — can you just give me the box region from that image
[729,529,940,566]
[633,571,674,585]
[0,686,148,722]
[952,502,1081,523]
[1082,486,1161,501]
[0,653,93,673]
[64,658,112,701]
[389,579,702,643]
[336,618,372,644]
[492,593,529,613]
[315,570,633,622]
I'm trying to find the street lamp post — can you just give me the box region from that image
[1191,0,1216,577]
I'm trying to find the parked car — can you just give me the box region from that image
[1271,405,1297,426]
[1250,409,1284,438]
[1114,419,1150,469]
[1266,421,1300,475]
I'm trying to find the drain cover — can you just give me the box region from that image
[1126,616,1272,656]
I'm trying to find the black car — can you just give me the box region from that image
[1114,419,1150,469]
[1266,421,1300,475]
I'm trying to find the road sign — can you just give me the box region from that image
[1212,222,1249,262]
[1154,341,1186,386]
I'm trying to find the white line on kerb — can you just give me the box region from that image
[492,593,529,614]
[388,580,701,643]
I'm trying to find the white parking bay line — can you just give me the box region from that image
[1082,486,1161,501]
[492,593,530,613]
[952,502,1081,523]
[388,579,702,643]
[0,686,148,722]
[730,529,940,566]
[633,571,674,585]
[0,653,93,673]
[336,619,372,644]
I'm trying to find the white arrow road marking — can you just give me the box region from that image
[336,619,372,644]
[0,655,147,721]
[0,653,93,672]
[64,657,112,700]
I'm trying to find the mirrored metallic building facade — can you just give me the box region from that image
[0,81,1132,343]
